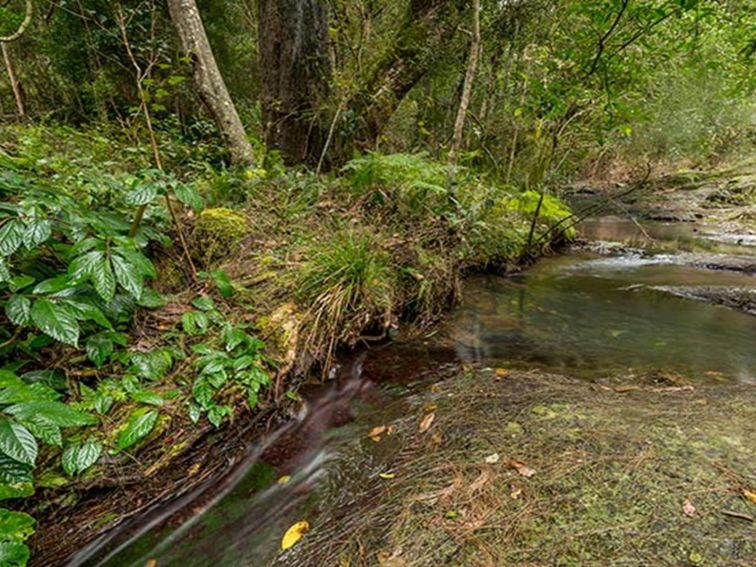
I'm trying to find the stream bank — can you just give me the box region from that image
[61,163,756,566]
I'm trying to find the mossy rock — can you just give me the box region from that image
[192,207,250,266]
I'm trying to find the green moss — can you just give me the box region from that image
[192,207,250,266]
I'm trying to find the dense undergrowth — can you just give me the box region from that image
[0,124,571,564]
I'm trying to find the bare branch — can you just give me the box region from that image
[0,0,33,42]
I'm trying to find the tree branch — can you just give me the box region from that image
[0,0,33,42]
[586,0,629,78]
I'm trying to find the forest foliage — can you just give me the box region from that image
[0,0,753,564]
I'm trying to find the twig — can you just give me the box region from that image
[721,510,753,522]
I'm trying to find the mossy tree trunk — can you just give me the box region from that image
[258,0,332,166]
[167,0,255,166]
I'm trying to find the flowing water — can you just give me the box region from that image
[69,216,756,566]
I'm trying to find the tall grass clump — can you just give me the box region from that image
[297,229,396,362]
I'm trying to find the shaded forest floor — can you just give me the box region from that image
[283,367,756,567]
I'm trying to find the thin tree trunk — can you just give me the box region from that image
[1,42,25,119]
[167,0,254,166]
[448,0,481,165]
[258,0,332,166]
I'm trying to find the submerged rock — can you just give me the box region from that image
[651,285,756,315]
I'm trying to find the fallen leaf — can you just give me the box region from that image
[145,561,157,567]
[743,488,756,504]
[379,472,396,480]
[423,403,438,412]
[507,459,536,478]
[683,499,696,517]
[281,520,310,551]
[494,368,510,378]
[387,424,397,435]
[419,413,435,433]
[484,452,500,464]
[509,484,522,499]
[444,510,459,519]
[369,425,387,443]
[277,475,291,485]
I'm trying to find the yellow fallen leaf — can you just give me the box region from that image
[281,520,310,551]
[494,368,510,377]
[743,488,756,504]
[507,459,536,478]
[509,485,522,499]
[423,403,438,412]
[368,425,387,443]
[277,475,291,485]
[379,472,396,480]
[387,424,397,435]
[419,413,435,433]
[145,561,157,567]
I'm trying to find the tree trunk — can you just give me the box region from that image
[258,0,332,166]
[167,0,254,166]
[1,42,26,120]
[449,0,481,164]
[347,0,465,150]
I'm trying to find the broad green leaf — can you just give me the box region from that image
[0,541,30,566]
[0,259,10,283]
[69,250,103,283]
[0,220,24,256]
[130,350,173,380]
[30,299,80,346]
[16,416,62,447]
[62,299,113,330]
[174,184,204,212]
[130,391,164,407]
[111,253,143,299]
[0,454,33,500]
[210,270,234,298]
[5,295,31,327]
[191,295,215,311]
[182,311,209,336]
[8,276,33,293]
[5,401,97,427]
[116,248,155,278]
[31,276,70,295]
[116,409,158,451]
[0,508,35,541]
[0,383,59,405]
[23,219,51,247]
[125,183,158,206]
[0,418,37,466]
[86,334,113,368]
[136,289,165,308]
[91,255,116,302]
[61,440,102,476]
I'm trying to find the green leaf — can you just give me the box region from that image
[61,439,102,476]
[0,383,59,404]
[0,260,10,284]
[5,296,31,327]
[8,276,34,293]
[0,454,33,500]
[182,311,209,336]
[91,254,116,302]
[62,299,113,330]
[116,409,158,451]
[86,334,113,368]
[136,289,165,308]
[130,349,173,380]
[0,220,24,256]
[116,248,155,278]
[0,508,35,541]
[210,270,234,298]
[69,250,103,283]
[130,391,164,407]
[0,541,30,566]
[16,415,62,447]
[125,183,158,206]
[5,401,97,428]
[0,418,37,466]
[32,276,70,295]
[30,299,80,346]
[191,295,215,311]
[23,219,51,247]
[111,253,143,300]
[174,184,204,212]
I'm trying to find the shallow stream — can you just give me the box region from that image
[69,215,756,566]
